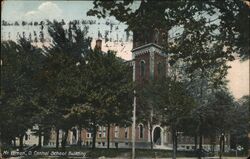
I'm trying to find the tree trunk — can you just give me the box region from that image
[222,135,225,153]
[38,130,42,148]
[172,129,176,159]
[175,133,178,155]
[199,135,202,150]
[198,132,203,159]
[13,138,16,148]
[0,138,2,159]
[150,123,153,150]
[92,120,97,149]
[43,129,50,146]
[219,135,222,159]
[219,134,225,159]
[19,135,24,151]
[194,134,197,151]
[61,130,68,150]
[198,77,203,159]
[210,136,215,154]
[56,128,59,149]
[78,126,82,148]
[38,126,42,148]
[107,123,110,149]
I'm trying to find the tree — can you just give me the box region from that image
[1,38,43,151]
[168,20,233,155]
[88,0,249,60]
[37,20,91,149]
[204,90,235,159]
[141,77,195,159]
[230,95,249,153]
[82,48,133,149]
[100,51,133,149]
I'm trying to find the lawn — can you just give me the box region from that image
[3,147,248,158]
[8,148,199,158]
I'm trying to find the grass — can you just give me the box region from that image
[223,150,248,157]
[3,146,248,158]
[25,147,174,158]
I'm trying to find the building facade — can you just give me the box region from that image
[45,29,230,152]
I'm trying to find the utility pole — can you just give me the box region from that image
[132,59,136,159]
[0,137,2,159]
[132,90,136,159]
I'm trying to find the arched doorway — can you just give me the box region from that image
[153,127,161,145]
[71,128,77,144]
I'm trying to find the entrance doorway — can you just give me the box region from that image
[153,127,161,145]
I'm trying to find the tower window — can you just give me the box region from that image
[140,60,146,78]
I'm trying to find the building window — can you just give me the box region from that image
[25,134,28,140]
[99,126,102,131]
[103,132,106,137]
[115,132,119,138]
[87,133,91,138]
[139,124,144,139]
[115,126,119,131]
[125,132,128,139]
[125,127,128,139]
[115,126,119,138]
[140,60,146,78]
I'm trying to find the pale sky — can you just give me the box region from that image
[1,1,249,99]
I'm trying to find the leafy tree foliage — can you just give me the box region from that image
[230,95,250,152]
[82,48,133,149]
[139,77,196,159]
[1,38,43,150]
[1,20,134,151]
[37,20,91,149]
[88,0,249,60]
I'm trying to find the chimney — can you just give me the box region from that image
[95,39,102,52]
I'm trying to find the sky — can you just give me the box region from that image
[1,0,249,99]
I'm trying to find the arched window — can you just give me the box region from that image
[140,60,146,78]
[25,134,28,140]
[115,126,119,138]
[72,128,77,140]
[139,124,144,139]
